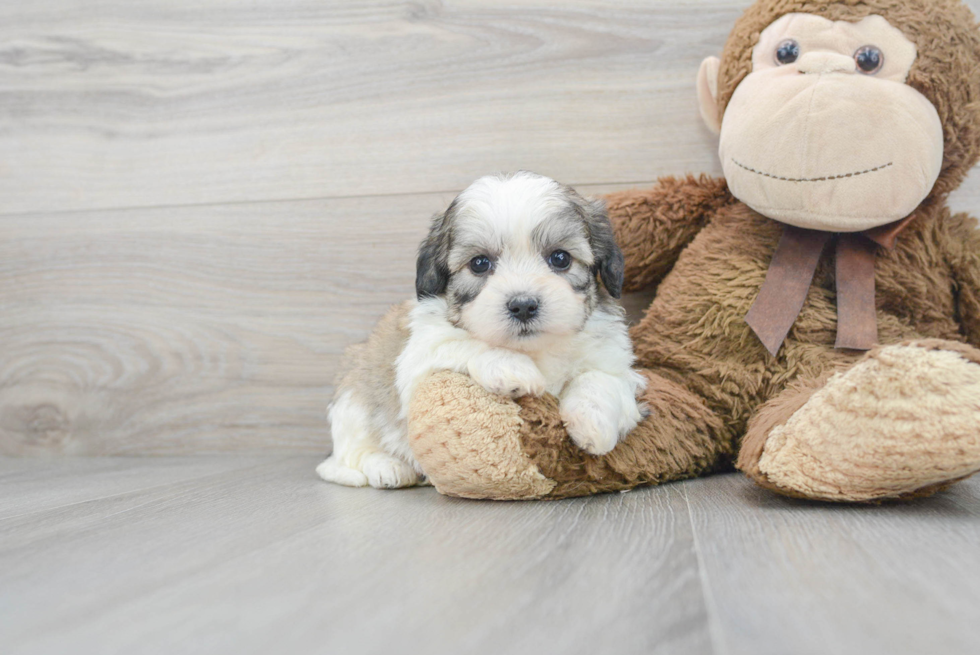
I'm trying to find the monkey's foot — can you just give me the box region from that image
[739,340,980,502]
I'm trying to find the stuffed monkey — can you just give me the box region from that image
[407,0,980,502]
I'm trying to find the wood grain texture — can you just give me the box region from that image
[0,0,740,214]
[1,0,975,215]
[0,193,431,454]
[2,459,978,655]
[0,184,637,455]
[685,474,980,655]
[0,456,713,655]
[0,456,265,520]
[1,0,978,455]
[0,0,980,213]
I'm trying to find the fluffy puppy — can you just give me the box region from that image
[317,172,646,489]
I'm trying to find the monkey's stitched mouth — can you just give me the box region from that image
[732,159,893,183]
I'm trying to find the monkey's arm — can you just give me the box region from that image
[602,175,736,293]
[949,213,980,347]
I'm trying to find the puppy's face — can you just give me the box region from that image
[416,172,624,350]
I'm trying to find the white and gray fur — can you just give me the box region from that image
[317,172,645,489]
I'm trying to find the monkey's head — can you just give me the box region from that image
[697,0,980,232]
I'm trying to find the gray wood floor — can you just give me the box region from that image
[2,457,979,655]
[3,2,980,653]
[3,0,979,455]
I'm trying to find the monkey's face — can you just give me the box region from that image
[702,14,944,232]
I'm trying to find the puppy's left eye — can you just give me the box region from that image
[548,250,571,271]
[469,255,492,275]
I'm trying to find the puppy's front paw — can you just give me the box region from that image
[361,452,420,489]
[316,452,419,489]
[560,371,644,456]
[561,395,622,455]
[468,350,546,398]
[316,456,369,487]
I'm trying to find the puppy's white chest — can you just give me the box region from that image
[531,349,581,396]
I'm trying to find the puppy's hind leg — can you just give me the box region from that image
[317,390,420,489]
[317,390,370,486]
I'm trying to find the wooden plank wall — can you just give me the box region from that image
[2,1,979,455]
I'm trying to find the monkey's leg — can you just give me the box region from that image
[738,340,980,502]
[407,368,731,500]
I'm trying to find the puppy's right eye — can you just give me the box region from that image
[469,255,492,275]
[548,250,571,271]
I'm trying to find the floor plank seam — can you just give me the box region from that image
[0,458,285,524]
[0,180,662,220]
[684,485,729,655]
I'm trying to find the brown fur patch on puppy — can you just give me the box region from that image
[331,301,412,446]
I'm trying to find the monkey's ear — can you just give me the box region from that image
[697,56,722,135]
[415,210,452,299]
[587,199,625,299]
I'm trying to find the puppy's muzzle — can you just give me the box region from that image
[506,296,540,324]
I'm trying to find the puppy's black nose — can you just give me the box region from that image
[507,296,539,323]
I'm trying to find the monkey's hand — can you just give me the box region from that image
[603,175,737,293]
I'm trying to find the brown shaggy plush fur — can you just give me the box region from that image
[408,0,980,502]
[516,369,731,499]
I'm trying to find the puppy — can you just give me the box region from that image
[317,172,646,489]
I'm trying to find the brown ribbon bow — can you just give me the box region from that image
[745,216,912,357]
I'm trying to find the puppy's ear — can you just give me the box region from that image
[415,205,453,299]
[586,199,625,299]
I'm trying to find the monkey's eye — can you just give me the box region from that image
[469,255,492,275]
[775,39,800,65]
[854,45,884,74]
[548,250,571,271]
